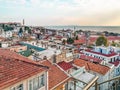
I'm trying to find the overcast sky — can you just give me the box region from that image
[0,0,120,26]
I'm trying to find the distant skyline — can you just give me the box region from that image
[0,0,120,26]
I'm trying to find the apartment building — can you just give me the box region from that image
[0,49,49,90]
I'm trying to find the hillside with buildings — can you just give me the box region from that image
[0,22,120,90]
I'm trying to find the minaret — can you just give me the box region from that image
[23,19,25,26]
[22,19,25,32]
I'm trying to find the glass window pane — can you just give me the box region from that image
[17,84,23,90]
[38,74,45,88]
[29,80,33,90]
[33,77,39,90]
[10,87,16,90]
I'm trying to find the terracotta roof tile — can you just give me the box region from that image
[80,54,102,63]
[74,59,110,75]
[85,49,117,57]
[41,60,69,90]
[0,49,48,90]
[57,61,73,71]
[74,36,120,45]
[110,60,120,66]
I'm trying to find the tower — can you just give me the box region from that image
[85,31,90,47]
[23,19,25,26]
[22,19,25,32]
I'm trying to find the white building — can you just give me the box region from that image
[0,30,13,38]
[73,59,114,90]
[83,46,119,63]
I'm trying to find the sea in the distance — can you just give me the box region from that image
[44,26,120,34]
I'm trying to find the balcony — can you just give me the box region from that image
[82,75,120,90]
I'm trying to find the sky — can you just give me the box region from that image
[0,0,120,26]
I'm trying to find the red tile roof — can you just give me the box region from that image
[110,60,120,67]
[107,36,120,41]
[58,61,73,71]
[74,36,97,45]
[74,35,120,45]
[74,59,110,75]
[41,60,69,90]
[85,49,117,57]
[74,39,85,44]
[0,37,5,41]
[0,49,48,90]
[80,54,102,63]
[55,35,63,39]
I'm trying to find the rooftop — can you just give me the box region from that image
[0,49,48,90]
[72,69,95,84]
[80,54,102,63]
[74,59,110,75]
[19,42,45,52]
[19,50,33,57]
[41,60,70,90]
[110,60,120,67]
[74,36,120,45]
[57,61,73,71]
[85,49,117,57]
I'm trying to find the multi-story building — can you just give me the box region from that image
[82,46,120,76]
[40,60,70,90]
[73,59,114,90]
[83,46,119,62]
[0,49,49,90]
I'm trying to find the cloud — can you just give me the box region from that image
[0,0,120,26]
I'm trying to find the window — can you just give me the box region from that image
[17,84,23,90]
[29,80,33,90]
[65,83,68,90]
[29,74,45,90]
[38,74,45,87]
[10,84,23,90]
[10,87,15,90]
[33,78,38,90]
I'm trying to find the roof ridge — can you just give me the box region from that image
[0,49,49,69]
[19,59,49,69]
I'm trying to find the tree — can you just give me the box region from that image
[96,36,108,46]
[19,28,23,33]
[25,26,31,34]
[75,35,79,40]
[111,41,116,46]
[4,25,13,31]
[0,43,1,47]
[25,26,29,30]
[62,39,66,45]
[67,38,74,44]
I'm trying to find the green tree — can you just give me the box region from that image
[96,36,108,46]
[111,41,116,46]
[62,39,66,45]
[25,26,31,34]
[0,43,1,47]
[19,28,23,33]
[67,38,74,44]
[75,35,79,40]
[25,26,29,30]
[4,25,13,31]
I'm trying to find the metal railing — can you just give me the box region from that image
[96,75,120,90]
[81,75,120,90]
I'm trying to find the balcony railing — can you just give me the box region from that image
[83,75,120,90]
